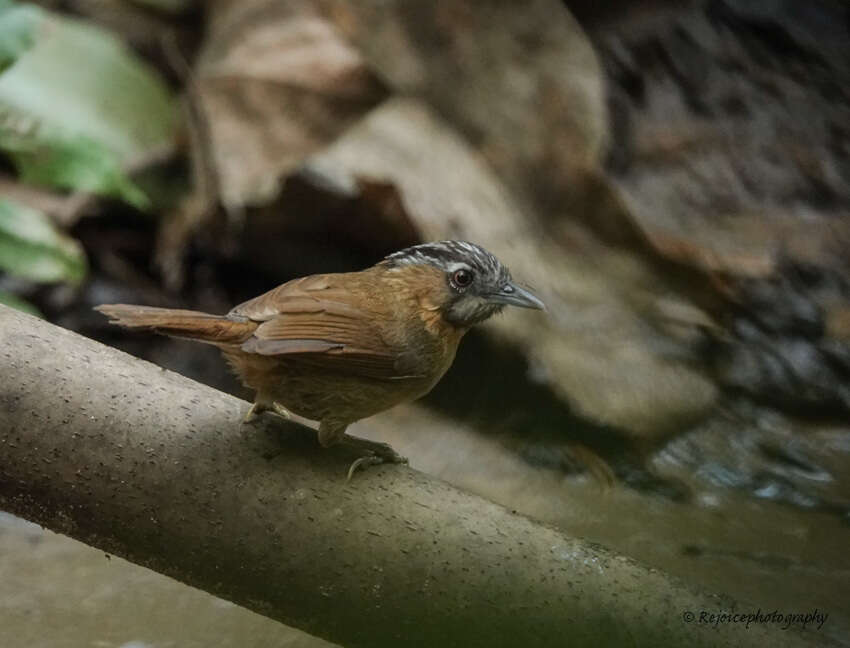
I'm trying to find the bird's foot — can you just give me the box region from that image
[343,437,408,481]
[243,401,292,425]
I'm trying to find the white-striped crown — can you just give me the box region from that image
[382,240,511,286]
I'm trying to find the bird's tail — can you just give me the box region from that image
[95,304,256,345]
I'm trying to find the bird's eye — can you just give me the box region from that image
[451,268,474,289]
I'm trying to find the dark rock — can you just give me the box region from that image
[652,400,850,513]
[735,276,824,337]
[821,339,850,376]
[714,336,849,415]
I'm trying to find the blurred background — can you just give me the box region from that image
[1,0,848,646]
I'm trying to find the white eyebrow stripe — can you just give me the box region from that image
[446,262,472,273]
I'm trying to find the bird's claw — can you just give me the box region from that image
[345,445,408,481]
[243,404,261,425]
[346,454,384,481]
[243,401,292,425]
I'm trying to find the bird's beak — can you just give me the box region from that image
[486,282,546,311]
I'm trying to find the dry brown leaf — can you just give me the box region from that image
[198,0,387,209]
[313,0,608,214]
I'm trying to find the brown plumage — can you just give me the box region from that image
[97,241,544,475]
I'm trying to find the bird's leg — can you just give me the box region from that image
[319,421,408,480]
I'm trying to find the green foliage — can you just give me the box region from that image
[0,198,87,283]
[0,114,150,208]
[0,1,177,206]
[0,1,39,71]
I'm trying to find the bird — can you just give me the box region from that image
[96,240,545,477]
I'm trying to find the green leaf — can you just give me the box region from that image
[0,198,87,283]
[1,123,151,209]
[0,1,177,206]
[0,1,40,71]
[0,290,42,316]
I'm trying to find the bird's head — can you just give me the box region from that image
[380,240,545,327]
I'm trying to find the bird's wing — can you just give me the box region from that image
[229,274,423,380]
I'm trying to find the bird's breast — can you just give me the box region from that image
[369,263,468,387]
[384,308,466,398]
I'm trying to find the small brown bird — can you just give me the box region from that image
[97,241,544,476]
